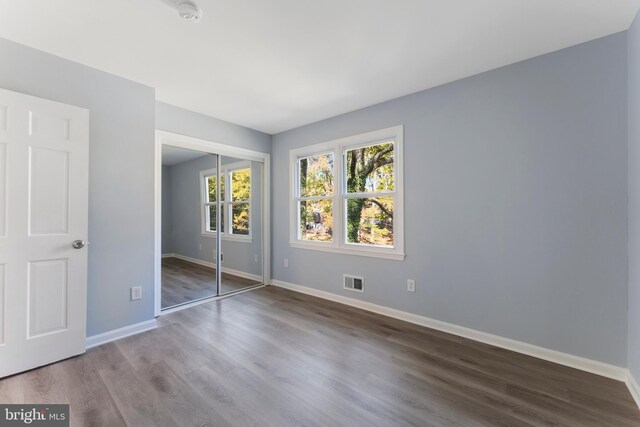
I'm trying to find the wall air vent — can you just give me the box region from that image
[343,274,364,293]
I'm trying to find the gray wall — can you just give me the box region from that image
[0,38,157,336]
[162,165,174,254]
[629,10,640,381]
[156,102,271,155]
[163,155,263,277]
[164,155,216,261]
[272,33,629,366]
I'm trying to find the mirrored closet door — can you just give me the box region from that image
[217,156,263,295]
[160,143,265,310]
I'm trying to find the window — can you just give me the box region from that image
[297,153,334,242]
[290,126,404,260]
[201,162,251,241]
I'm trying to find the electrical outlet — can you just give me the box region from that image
[284,258,289,268]
[254,254,259,263]
[407,279,416,292]
[131,286,142,301]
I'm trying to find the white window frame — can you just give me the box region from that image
[201,160,252,242]
[289,126,404,261]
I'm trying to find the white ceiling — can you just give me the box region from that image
[162,145,210,166]
[1,1,639,134]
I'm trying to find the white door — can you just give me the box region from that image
[0,88,89,378]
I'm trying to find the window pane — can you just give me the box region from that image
[346,197,393,246]
[231,168,251,201]
[299,199,333,242]
[299,153,334,197]
[207,204,225,232]
[207,176,225,202]
[345,141,394,193]
[207,205,216,231]
[231,203,250,235]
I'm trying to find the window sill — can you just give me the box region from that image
[289,241,405,261]
[202,233,253,243]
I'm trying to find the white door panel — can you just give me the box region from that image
[29,147,70,235]
[29,111,71,142]
[0,88,88,378]
[0,106,6,131]
[28,259,68,337]
[0,264,5,345]
[0,143,6,238]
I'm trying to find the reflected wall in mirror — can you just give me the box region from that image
[161,145,218,309]
[218,155,263,295]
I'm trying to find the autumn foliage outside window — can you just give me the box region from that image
[203,165,251,237]
[291,127,403,259]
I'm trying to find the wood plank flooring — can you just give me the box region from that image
[2,286,639,426]
[162,257,261,308]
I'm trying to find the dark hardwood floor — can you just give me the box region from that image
[162,256,262,308]
[2,285,639,426]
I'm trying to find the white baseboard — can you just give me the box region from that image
[222,267,263,282]
[165,253,262,282]
[167,253,215,268]
[270,279,627,382]
[626,370,640,410]
[86,319,158,349]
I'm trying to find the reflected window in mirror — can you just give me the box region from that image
[201,161,251,241]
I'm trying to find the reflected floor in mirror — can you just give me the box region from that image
[161,257,262,309]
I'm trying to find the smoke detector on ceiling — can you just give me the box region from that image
[177,1,203,23]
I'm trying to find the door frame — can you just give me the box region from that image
[154,130,271,316]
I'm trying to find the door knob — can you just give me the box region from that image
[72,240,88,249]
